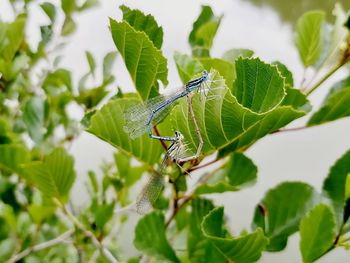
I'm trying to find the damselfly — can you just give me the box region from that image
[135,94,204,214]
[124,70,212,142]
[136,131,187,214]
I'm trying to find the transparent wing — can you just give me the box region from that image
[136,172,165,214]
[123,93,179,139]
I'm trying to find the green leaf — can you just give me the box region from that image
[0,53,29,81]
[295,10,325,66]
[28,204,55,224]
[61,0,75,15]
[134,211,179,263]
[300,204,336,263]
[252,182,317,251]
[87,98,164,165]
[189,6,222,51]
[192,47,210,58]
[273,61,294,87]
[174,57,308,155]
[85,51,95,76]
[171,72,251,155]
[282,87,311,111]
[0,16,26,62]
[94,203,115,230]
[188,199,225,263]
[114,152,144,187]
[308,76,350,126]
[23,97,47,144]
[346,174,350,200]
[110,19,168,100]
[43,68,72,93]
[76,86,108,108]
[234,57,286,113]
[221,87,310,154]
[224,152,257,187]
[120,5,163,49]
[222,48,254,63]
[174,52,204,83]
[78,0,99,11]
[103,51,118,82]
[323,149,350,227]
[21,148,76,201]
[202,207,268,263]
[0,144,29,174]
[40,25,53,45]
[0,238,15,262]
[195,153,257,195]
[61,16,76,36]
[315,4,350,70]
[40,2,56,22]
[229,106,308,153]
[171,62,293,156]
[87,171,98,193]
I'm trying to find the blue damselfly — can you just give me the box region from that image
[135,94,204,214]
[124,70,214,142]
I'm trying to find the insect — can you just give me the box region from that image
[135,131,186,214]
[124,70,210,142]
[135,94,203,214]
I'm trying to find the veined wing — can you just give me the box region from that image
[136,171,165,214]
[123,92,181,139]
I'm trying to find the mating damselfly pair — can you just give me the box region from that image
[123,69,223,214]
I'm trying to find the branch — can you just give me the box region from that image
[55,200,119,263]
[8,229,74,263]
[165,195,192,227]
[166,163,225,227]
[187,158,221,173]
[154,126,168,150]
[305,63,343,96]
[271,126,308,134]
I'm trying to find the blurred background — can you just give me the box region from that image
[1,0,350,262]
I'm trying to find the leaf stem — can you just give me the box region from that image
[8,229,74,263]
[165,163,225,227]
[154,126,168,150]
[55,199,119,263]
[305,63,343,96]
[299,67,308,90]
[271,126,308,134]
[187,157,221,173]
[165,195,192,228]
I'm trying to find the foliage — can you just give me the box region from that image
[0,1,350,262]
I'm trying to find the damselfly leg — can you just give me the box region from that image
[176,93,203,163]
[135,131,185,214]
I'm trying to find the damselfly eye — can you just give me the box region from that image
[202,70,209,81]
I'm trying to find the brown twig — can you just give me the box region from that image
[165,195,193,228]
[187,158,221,173]
[154,126,168,150]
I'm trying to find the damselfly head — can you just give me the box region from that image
[174,131,184,141]
[202,70,209,81]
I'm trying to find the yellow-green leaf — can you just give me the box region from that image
[202,207,268,263]
[300,204,336,263]
[295,11,325,66]
[134,211,179,263]
[110,19,168,100]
